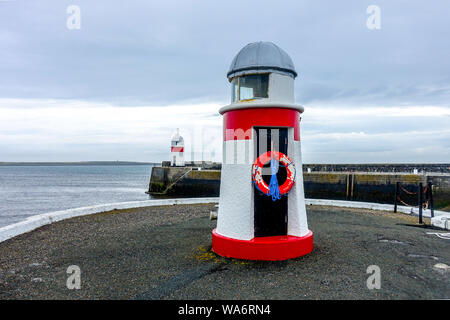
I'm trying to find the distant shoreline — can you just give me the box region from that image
[0,161,160,166]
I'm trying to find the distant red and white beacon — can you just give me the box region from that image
[212,42,313,261]
[170,128,185,167]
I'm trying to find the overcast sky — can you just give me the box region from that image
[1,0,449,163]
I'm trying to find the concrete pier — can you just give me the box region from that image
[0,203,448,299]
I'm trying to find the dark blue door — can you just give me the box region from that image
[254,128,288,237]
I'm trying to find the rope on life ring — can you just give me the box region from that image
[252,151,296,201]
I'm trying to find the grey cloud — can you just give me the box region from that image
[1,1,449,106]
[1,1,450,163]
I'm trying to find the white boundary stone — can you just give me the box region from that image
[430,216,450,230]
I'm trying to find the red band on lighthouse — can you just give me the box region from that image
[171,147,184,152]
[223,108,301,141]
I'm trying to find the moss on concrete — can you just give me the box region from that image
[188,170,221,180]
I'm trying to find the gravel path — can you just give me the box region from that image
[0,203,448,299]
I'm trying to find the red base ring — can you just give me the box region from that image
[212,229,313,261]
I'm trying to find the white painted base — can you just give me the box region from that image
[287,139,309,237]
[170,152,185,166]
[217,163,254,240]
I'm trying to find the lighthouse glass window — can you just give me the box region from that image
[232,74,269,102]
[231,78,239,102]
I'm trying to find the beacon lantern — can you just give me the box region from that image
[212,41,313,261]
[170,128,185,167]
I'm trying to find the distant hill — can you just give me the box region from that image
[0,161,160,166]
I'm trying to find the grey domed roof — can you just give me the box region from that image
[227,41,297,80]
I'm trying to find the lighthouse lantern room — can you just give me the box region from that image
[212,42,313,260]
[170,128,185,167]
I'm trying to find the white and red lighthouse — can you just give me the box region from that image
[170,128,185,167]
[212,42,313,261]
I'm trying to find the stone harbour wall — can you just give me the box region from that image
[147,166,450,211]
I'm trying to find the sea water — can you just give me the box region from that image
[0,165,153,228]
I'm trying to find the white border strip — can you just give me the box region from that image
[305,199,448,217]
[1,197,449,243]
[305,199,450,230]
[0,198,219,243]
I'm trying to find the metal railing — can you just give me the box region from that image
[394,181,435,224]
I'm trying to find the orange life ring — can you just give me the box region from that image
[252,151,296,196]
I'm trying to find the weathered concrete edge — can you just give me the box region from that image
[0,198,220,243]
[1,197,449,243]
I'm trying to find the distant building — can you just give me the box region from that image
[170,128,185,167]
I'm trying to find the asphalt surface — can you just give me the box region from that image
[0,203,448,299]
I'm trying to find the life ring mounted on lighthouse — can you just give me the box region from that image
[252,151,296,200]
